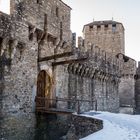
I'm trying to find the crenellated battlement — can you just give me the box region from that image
[77,39,120,71]
[68,62,120,83]
[67,44,120,84]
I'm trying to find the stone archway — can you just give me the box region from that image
[36,70,53,109]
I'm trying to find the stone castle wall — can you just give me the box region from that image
[67,46,120,113]
[0,10,38,115]
[0,0,72,139]
[117,53,136,113]
[0,10,38,139]
[0,0,72,113]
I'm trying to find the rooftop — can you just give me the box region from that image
[83,20,124,31]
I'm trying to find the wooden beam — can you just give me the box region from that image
[38,52,74,62]
[52,57,87,66]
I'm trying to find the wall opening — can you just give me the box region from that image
[0,37,3,55]
[56,7,59,17]
[28,25,35,41]
[105,24,108,30]
[37,0,42,4]
[89,25,93,31]
[44,14,48,30]
[112,24,116,32]
[60,22,63,40]
[97,25,101,31]
[36,70,53,109]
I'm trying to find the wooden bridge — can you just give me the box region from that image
[35,97,97,115]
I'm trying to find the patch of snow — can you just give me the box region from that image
[80,111,140,140]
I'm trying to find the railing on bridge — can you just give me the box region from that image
[35,97,97,114]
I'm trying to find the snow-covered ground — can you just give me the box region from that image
[80,111,140,140]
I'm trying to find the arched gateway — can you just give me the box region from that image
[35,70,53,110]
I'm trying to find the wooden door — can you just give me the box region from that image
[36,70,46,108]
[36,70,52,109]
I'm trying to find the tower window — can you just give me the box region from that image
[112,24,116,32]
[105,24,108,29]
[89,25,93,31]
[112,24,116,27]
[97,25,101,30]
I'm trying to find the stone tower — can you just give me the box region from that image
[80,20,137,114]
[82,20,125,56]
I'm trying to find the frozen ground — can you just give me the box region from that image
[80,111,140,140]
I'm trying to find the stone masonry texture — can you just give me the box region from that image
[63,114,103,140]
[0,0,139,139]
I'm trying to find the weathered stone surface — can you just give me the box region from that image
[79,20,137,114]
[0,0,72,139]
[0,113,36,140]
[64,114,103,140]
[117,54,136,113]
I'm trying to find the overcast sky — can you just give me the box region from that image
[0,0,140,61]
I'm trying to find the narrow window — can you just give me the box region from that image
[97,25,101,30]
[56,7,59,17]
[44,14,47,30]
[28,25,34,41]
[105,24,108,30]
[112,24,116,32]
[89,25,93,31]
[37,0,42,4]
[112,24,116,27]
[0,37,3,55]
[60,22,63,40]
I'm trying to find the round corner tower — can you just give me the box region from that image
[83,20,125,56]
